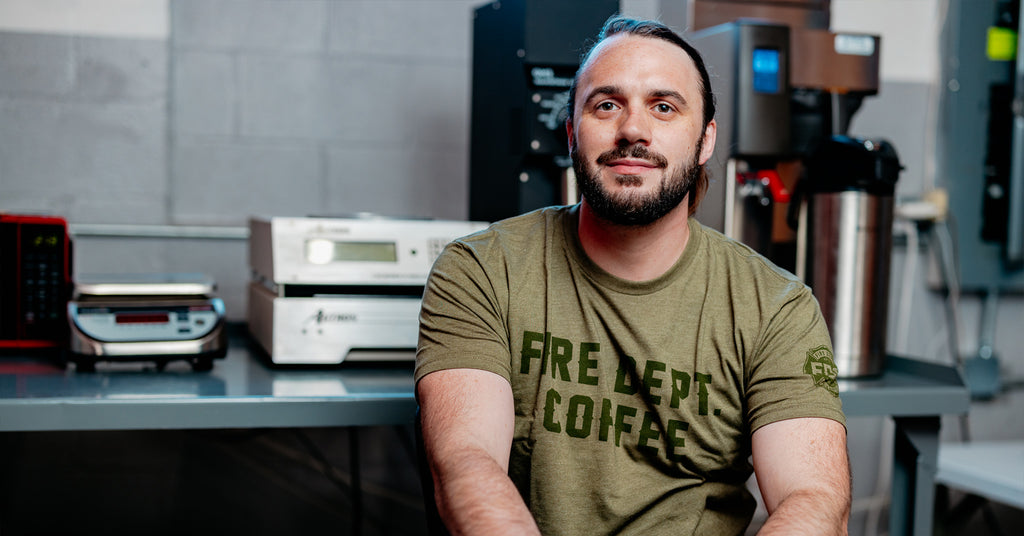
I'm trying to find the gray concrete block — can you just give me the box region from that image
[320,58,414,142]
[328,0,476,60]
[0,101,65,188]
[74,36,167,103]
[173,0,327,52]
[240,56,420,143]
[70,194,169,224]
[325,0,360,56]
[404,61,471,149]
[0,188,78,219]
[0,190,167,225]
[325,143,468,221]
[0,32,74,97]
[171,140,323,225]
[0,100,167,211]
[72,238,177,278]
[174,51,235,136]
[238,54,332,139]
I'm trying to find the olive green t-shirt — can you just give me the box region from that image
[415,205,844,536]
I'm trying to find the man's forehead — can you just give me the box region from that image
[580,34,698,77]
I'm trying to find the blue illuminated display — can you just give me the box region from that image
[752,48,780,94]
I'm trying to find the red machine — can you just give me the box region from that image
[0,214,72,350]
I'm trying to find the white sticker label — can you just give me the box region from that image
[834,34,876,57]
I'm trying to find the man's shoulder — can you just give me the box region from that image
[452,205,570,253]
[691,219,805,291]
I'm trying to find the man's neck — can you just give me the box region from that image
[576,200,691,282]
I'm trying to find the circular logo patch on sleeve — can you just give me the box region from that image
[803,345,840,397]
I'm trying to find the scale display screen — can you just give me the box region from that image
[305,239,398,264]
[752,47,781,94]
[115,313,171,324]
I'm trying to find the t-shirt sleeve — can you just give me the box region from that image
[744,283,846,433]
[414,239,513,385]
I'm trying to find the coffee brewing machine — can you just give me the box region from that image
[689,13,882,271]
[681,1,902,377]
[468,0,618,222]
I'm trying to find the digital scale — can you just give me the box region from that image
[248,216,488,365]
[67,273,227,372]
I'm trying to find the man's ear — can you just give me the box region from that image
[566,120,575,153]
[698,119,716,165]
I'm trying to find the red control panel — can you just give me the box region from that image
[0,214,72,349]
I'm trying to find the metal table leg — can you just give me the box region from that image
[890,416,941,536]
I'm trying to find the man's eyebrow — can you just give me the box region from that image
[651,89,688,107]
[583,85,621,104]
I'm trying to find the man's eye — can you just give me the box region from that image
[655,103,674,113]
[597,102,617,111]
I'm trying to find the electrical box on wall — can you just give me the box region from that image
[468,0,618,223]
[941,0,1024,291]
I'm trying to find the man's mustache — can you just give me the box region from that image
[595,144,669,168]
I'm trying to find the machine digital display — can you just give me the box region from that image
[28,232,61,249]
[752,48,781,94]
[115,313,171,324]
[305,239,398,264]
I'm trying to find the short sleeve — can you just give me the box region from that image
[744,284,846,433]
[414,239,513,385]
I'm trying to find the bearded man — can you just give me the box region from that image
[415,16,850,536]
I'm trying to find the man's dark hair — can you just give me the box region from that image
[566,16,716,215]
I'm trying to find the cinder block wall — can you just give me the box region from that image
[0,31,169,223]
[169,0,475,225]
[0,0,484,320]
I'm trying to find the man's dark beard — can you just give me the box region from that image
[572,139,703,227]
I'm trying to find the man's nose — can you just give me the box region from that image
[616,108,651,146]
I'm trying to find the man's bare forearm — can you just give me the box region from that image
[751,417,850,536]
[756,488,850,536]
[417,369,533,535]
[431,448,540,536]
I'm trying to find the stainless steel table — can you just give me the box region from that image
[0,339,967,536]
[0,332,418,536]
[0,336,418,432]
